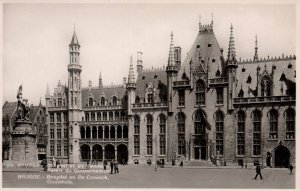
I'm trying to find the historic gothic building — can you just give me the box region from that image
[45,18,295,167]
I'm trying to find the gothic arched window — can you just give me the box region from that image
[237,110,245,155]
[112,96,117,106]
[89,98,93,107]
[134,115,140,155]
[146,115,153,155]
[253,110,261,155]
[159,114,166,155]
[195,80,205,105]
[178,112,185,155]
[269,109,278,140]
[261,76,271,97]
[100,97,105,106]
[286,108,295,140]
[215,111,224,155]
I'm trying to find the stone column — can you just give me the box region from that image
[90,128,92,139]
[102,149,105,161]
[90,147,93,162]
[84,127,86,139]
[96,127,99,139]
[115,128,117,139]
[109,127,111,139]
[115,148,117,160]
[121,126,123,138]
[102,128,105,139]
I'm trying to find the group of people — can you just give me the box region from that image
[254,163,294,180]
[103,160,119,174]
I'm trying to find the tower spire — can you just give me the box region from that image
[254,35,259,61]
[99,71,103,88]
[45,83,50,98]
[211,12,214,27]
[128,55,135,84]
[227,24,236,62]
[199,14,201,31]
[168,31,176,67]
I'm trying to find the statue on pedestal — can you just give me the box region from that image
[16,85,30,121]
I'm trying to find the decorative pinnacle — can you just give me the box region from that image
[128,55,135,84]
[227,24,236,62]
[254,35,259,61]
[211,12,214,27]
[46,83,50,98]
[168,31,176,67]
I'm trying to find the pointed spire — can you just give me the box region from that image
[227,24,236,62]
[168,31,176,67]
[99,71,103,88]
[128,55,135,84]
[70,27,79,45]
[199,14,201,30]
[254,35,259,61]
[211,12,214,27]
[45,83,50,98]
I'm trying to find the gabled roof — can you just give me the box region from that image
[178,29,224,79]
[82,86,126,107]
[136,69,167,101]
[2,102,17,118]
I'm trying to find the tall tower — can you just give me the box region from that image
[68,30,82,163]
[225,24,238,111]
[166,32,178,113]
[127,56,136,116]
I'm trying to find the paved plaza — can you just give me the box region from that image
[2,165,295,188]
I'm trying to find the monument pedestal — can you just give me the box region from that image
[11,121,37,162]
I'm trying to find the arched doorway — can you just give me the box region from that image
[274,145,290,168]
[80,144,90,161]
[105,144,115,160]
[117,144,128,164]
[92,145,103,162]
[194,110,208,160]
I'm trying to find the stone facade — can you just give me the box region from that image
[44,18,295,167]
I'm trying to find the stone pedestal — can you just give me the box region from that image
[11,121,37,162]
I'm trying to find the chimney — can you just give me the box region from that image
[123,77,127,88]
[174,46,181,67]
[89,80,92,91]
[137,51,143,73]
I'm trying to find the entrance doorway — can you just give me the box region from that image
[92,145,103,162]
[274,145,290,168]
[105,144,115,160]
[80,144,91,161]
[117,144,128,164]
[194,146,206,160]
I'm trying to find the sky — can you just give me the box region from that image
[2,2,296,105]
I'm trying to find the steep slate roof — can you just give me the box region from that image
[236,57,296,97]
[135,69,167,102]
[82,86,126,107]
[29,106,40,122]
[178,28,224,80]
[2,102,17,118]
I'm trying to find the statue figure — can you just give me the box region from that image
[16,85,30,121]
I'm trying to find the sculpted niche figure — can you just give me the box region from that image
[16,85,30,121]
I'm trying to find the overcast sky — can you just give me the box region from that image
[2,3,296,105]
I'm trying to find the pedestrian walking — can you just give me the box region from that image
[103,160,107,170]
[40,159,48,171]
[289,164,294,175]
[110,160,114,174]
[51,157,56,168]
[155,160,158,171]
[114,160,119,174]
[56,159,61,168]
[254,163,263,180]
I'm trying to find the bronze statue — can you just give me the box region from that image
[16,85,30,121]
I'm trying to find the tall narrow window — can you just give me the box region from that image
[50,113,54,123]
[134,116,140,155]
[286,109,295,140]
[178,112,185,155]
[58,96,62,107]
[64,128,68,138]
[196,80,205,105]
[57,142,61,157]
[103,112,107,121]
[112,96,117,106]
[216,87,224,104]
[146,115,153,155]
[50,141,55,156]
[269,109,278,140]
[261,76,271,97]
[85,113,89,121]
[50,129,55,139]
[147,93,154,103]
[159,114,166,155]
[57,113,61,123]
[253,110,261,155]
[178,90,185,106]
[109,112,113,121]
[215,111,224,155]
[101,97,105,106]
[89,98,93,107]
[237,111,245,155]
[63,113,68,122]
[97,112,101,121]
[57,128,61,139]
[91,112,95,121]
[64,141,68,157]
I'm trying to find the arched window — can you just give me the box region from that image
[92,126,97,139]
[97,112,101,121]
[109,112,113,121]
[103,112,107,121]
[80,127,85,139]
[91,112,95,121]
[195,80,205,105]
[286,109,295,140]
[89,98,93,107]
[146,115,153,155]
[237,111,245,155]
[101,97,105,106]
[178,112,185,155]
[261,76,271,97]
[112,96,117,106]
[253,110,261,155]
[159,114,166,155]
[134,115,140,155]
[215,111,224,155]
[115,112,119,121]
[86,126,91,139]
[195,111,205,135]
[269,109,278,140]
[85,113,89,121]
[110,126,115,138]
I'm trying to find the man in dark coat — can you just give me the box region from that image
[254,163,263,180]
[110,160,114,174]
[114,160,119,174]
